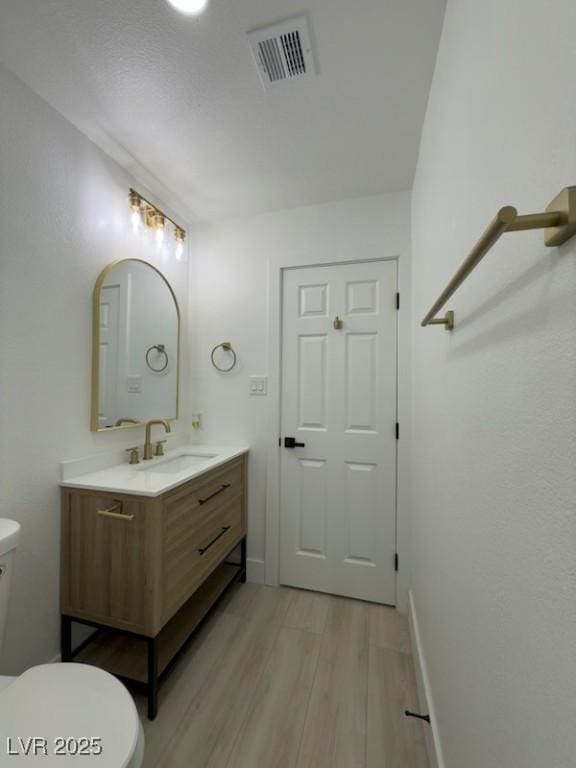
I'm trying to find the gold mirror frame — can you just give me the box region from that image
[91,258,181,432]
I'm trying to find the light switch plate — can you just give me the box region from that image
[249,376,268,396]
[126,375,142,393]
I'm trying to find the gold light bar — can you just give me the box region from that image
[129,188,186,242]
[421,187,576,330]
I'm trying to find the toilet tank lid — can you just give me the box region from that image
[0,519,20,556]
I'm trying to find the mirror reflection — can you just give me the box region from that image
[92,259,179,431]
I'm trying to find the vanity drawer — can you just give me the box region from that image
[163,459,243,516]
[163,492,245,622]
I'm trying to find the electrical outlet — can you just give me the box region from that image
[249,376,268,396]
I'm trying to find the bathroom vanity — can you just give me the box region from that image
[60,446,248,719]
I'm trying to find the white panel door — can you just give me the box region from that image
[280,261,397,604]
[98,284,120,428]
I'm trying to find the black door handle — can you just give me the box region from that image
[284,437,306,448]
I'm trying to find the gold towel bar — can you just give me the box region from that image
[421,187,576,329]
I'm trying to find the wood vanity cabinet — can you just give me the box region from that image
[60,454,247,719]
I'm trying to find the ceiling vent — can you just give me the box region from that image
[247,16,316,90]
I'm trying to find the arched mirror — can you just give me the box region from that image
[91,259,180,431]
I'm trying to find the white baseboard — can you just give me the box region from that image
[246,557,265,584]
[408,590,445,768]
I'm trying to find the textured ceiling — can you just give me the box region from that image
[0,0,446,221]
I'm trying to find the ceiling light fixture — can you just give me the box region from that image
[128,188,186,253]
[165,0,209,16]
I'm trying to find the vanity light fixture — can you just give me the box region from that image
[143,205,158,231]
[129,189,142,231]
[165,0,209,15]
[128,189,186,256]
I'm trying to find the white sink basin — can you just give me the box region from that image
[139,453,217,475]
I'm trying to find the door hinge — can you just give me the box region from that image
[394,553,399,572]
[395,422,399,440]
[396,292,400,310]
[278,437,281,447]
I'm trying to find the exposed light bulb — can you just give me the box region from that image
[174,226,186,260]
[165,0,209,15]
[129,189,142,232]
[155,214,166,246]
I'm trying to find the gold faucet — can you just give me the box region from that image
[115,417,140,426]
[143,420,171,460]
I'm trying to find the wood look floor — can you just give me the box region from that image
[134,584,429,768]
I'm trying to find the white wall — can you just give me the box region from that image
[0,65,190,673]
[410,2,576,766]
[190,192,412,606]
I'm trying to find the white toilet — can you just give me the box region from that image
[0,519,145,766]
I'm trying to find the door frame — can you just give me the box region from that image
[265,255,406,608]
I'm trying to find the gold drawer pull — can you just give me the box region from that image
[97,504,134,522]
[197,483,231,506]
[198,526,231,555]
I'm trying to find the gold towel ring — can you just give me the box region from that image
[211,342,237,373]
[146,343,169,372]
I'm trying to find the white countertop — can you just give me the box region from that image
[60,445,249,497]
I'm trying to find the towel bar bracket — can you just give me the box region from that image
[506,211,562,233]
[428,311,454,331]
[543,186,576,246]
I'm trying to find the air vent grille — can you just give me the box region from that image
[248,17,316,90]
[258,39,287,82]
[281,31,306,76]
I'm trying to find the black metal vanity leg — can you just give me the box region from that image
[240,536,247,583]
[147,637,159,721]
[61,615,72,662]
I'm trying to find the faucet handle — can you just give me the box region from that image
[155,440,167,457]
[126,447,140,465]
